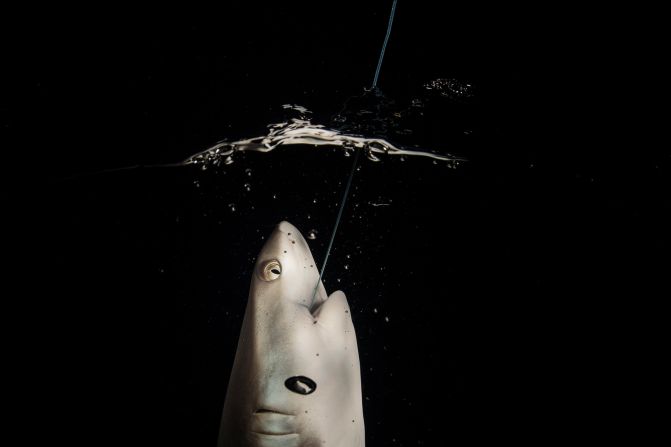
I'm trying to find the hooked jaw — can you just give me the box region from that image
[253,221,328,311]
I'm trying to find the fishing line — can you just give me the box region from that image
[312,0,399,305]
[372,0,398,90]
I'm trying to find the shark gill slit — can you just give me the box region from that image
[311,0,399,307]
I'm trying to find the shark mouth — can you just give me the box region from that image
[250,407,298,437]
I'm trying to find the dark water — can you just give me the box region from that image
[3,2,667,446]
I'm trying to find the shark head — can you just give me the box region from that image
[218,221,365,447]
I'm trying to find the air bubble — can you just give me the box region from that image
[307,229,317,240]
[366,150,381,162]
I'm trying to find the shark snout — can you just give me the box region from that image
[275,221,295,233]
[274,221,309,249]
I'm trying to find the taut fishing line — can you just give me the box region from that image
[312,0,399,305]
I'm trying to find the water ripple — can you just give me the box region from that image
[184,104,463,169]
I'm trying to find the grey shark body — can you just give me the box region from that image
[218,221,365,447]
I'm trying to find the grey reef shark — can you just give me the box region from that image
[218,221,365,447]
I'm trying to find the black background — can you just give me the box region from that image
[2,2,666,446]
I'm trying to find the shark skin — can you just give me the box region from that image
[218,221,365,447]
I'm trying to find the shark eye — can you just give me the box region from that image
[259,259,282,281]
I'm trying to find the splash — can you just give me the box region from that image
[184,104,463,170]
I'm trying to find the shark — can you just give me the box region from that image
[218,221,365,447]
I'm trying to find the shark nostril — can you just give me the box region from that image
[285,376,317,395]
